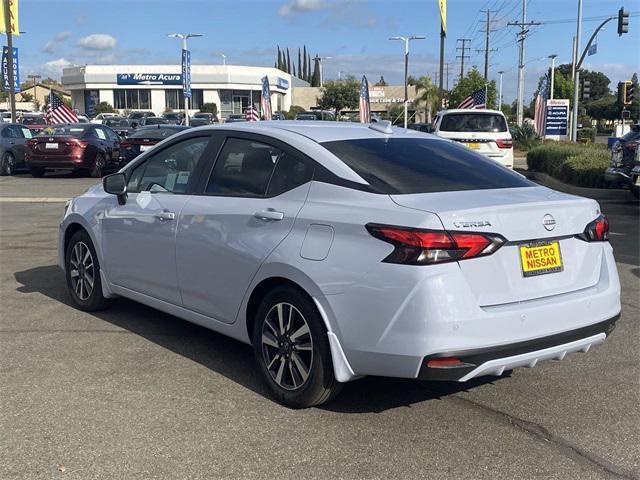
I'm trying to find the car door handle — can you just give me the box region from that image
[254,210,284,221]
[155,210,176,221]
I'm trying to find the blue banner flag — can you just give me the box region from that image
[182,49,191,98]
[2,46,20,93]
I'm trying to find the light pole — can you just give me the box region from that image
[220,53,226,66]
[313,55,332,87]
[389,35,425,128]
[570,0,582,142]
[167,33,203,126]
[548,54,557,100]
[497,70,504,108]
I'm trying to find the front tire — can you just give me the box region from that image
[90,154,105,178]
[0,152,14,176]
[252,286,341,408]
[65,229,108,311]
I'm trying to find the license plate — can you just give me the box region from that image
[139,145,151,152]
[45,142,58,149]
[519,241,563,277]
[467,142,481,149]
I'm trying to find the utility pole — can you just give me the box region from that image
[477,10,498,80]
[456,38,471,79]
[445,62,450,91]
[508,0,541,125]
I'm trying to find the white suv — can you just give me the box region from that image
[432,109,514,168]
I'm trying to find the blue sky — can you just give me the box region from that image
[14,0,640,103]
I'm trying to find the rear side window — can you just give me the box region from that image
[321,138,533,194]
[439,113,507,133]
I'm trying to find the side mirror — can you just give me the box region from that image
[103,172,127,205]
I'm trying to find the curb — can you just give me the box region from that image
[517,169,633,202]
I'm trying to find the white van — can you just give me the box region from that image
[432,109,514,168]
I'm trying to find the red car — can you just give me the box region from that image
[118,124,189,166]
[25,123,120,178]
[18,115,48,135]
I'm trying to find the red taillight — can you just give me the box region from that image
[66,139,89,148]
[120,141,131,149]
[577,214,609,242]
[496,138,513,149]
[426,357,463,368]
[366,224,507,265]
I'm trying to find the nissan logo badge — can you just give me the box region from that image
[542,214,556,231]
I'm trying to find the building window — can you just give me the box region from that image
[113,89,150,109]
[191,89,203,109]
[165,90,184,110]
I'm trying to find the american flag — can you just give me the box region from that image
[457,88,486,109]
[245,105,260,122]
[534,74,549,136]
[261,76,272,121]
[46,90,78,124]
[359,75,370,123]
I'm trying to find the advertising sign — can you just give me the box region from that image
[116,73,182,85]
[2,46,19,92]
[276,77,289,90]
[545,99,569,141]
[182,49,191,98]
[84,90,100,117]
[0,0,20,36]
[369,86,385,98]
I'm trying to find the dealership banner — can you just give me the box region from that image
[116,73,182,85]
[0,0,19,36]
[182,49,191,98]
[544,99,569,141]
[2,46,19,93]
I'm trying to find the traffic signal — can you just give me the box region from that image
[625,82,635,105]
[582,80,591,100]
[618,7,629,35]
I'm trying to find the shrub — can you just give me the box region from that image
[511,124,541,151]
[93,102,115,115]
[286,105,305,120]
[527,143,611,188]
[199,103,218,115]
[577,127,596,143]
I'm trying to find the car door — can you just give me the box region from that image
[101,133,213,304]
[175,134,314,324]
[2,125,23,162]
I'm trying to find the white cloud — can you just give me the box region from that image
[40,58,74,77]
[78,33,117,50]
[41,31,71,54]
[278,0,327,17]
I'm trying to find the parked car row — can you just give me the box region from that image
[605,123,640,199]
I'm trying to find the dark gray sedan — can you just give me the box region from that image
[0,123,33,176]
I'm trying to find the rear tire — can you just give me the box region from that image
[252,286,341,408]
[30,166,45,177]
[90,154,105,178]
[65,229,108,312]
[0,152,14,176]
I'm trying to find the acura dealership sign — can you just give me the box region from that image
[116,73,182,85]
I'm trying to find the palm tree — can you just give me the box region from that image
[410,76,439,123]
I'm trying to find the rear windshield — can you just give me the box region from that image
[104,118,130,127]
[144,118,169,125]
[37,125,87,138]
[128,126,184,140]
[621,124,640,142]
[321,138,533,194]
[21,117,46,125]
[439,113,507,133]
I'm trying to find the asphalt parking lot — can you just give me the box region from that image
[1,173,638,480]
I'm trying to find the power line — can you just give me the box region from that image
[456,38,472,79]
[476,9,500,80]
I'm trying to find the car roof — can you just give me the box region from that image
[438,108,505,116]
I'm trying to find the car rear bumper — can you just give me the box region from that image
[26,155,88,170]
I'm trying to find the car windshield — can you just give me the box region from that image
[104,118,130,127]
[21,117,46,125]
[321,138,533,194]
[439,113,508,133]
[37,125,87,138]
[129,112,153,119]
[193,113,210,118]
[144,118,169,125]
[163,113,181,119]
[621,125,640,142]
[128,126,184,140]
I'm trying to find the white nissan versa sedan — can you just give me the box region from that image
[59,121,621,408]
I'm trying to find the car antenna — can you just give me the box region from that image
[368,120,393,134]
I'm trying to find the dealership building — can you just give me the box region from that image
[61,64,297,119]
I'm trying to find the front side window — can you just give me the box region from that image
[128,136,210,194]
[439,113,508,133]
[206,138,279,197]
[322,138,533,194]
[2,125,20,138]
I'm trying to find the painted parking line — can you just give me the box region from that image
[0,197,70,203]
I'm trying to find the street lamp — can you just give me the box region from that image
[167,33,203,126]
[548,54,558,100]
[389,35,425,128]
[497,71,505,109]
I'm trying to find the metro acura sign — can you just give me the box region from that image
[116,73,182,85]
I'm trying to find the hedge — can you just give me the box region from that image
[527,143,611,188]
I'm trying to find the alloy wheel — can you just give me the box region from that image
[1,153,12,175]
[69,241,95,301]
[261,302,313,391]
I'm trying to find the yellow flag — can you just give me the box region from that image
[438,0,447,35]
[0,0,20,36]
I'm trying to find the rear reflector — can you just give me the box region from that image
[496,138,513,149]
[366,224,507,265]
[576,214,609,242]
[426,357,463,368]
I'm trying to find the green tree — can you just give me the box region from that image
[93,102,115,115]
[297,48,302,79]
[409,76,438,122]
[286,105,305,119]
[448,68,497,109]
[20,92,34,102]
[585,95,618,121]
[199,103,218,115]
[286,48,291,74]
[318,77,359,117]
[303,46,308,81]
[311,56,321,87]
